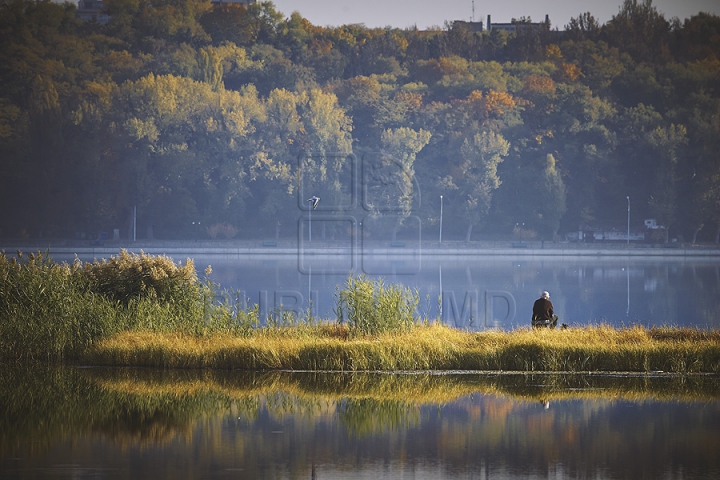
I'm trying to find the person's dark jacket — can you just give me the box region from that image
[532,297,554,321]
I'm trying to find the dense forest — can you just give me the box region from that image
[1,0,719,243]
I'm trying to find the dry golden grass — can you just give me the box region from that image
[82,323,720,374]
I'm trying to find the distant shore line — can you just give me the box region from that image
[2,240,720,257]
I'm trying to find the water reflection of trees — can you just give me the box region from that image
[2,366,719,455]
[338,398,419,436]
[0,364,232,450]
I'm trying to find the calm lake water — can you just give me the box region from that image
[108,252,720,330]
[1,366,719,479]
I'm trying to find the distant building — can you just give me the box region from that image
[75,0,110,24]
[451,20,484,33]
[486,14,550,33]
[644,219,664,230]
[448,14,552,34]
[571,224,645,243]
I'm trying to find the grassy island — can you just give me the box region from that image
[2,251,719,374]
[82,324,720,373]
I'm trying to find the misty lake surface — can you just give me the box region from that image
[97,251,719,330]
[1,366,719,480]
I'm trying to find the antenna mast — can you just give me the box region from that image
[472,1,475,22]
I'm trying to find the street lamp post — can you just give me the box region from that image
[626,196,630,245]
[306,196,320,243]
[439,195,443,243]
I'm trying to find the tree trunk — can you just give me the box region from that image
[715,221,720,244]
[465,223,473,243]
[691,223,703,244]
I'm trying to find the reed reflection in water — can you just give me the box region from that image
[1,365,719,479]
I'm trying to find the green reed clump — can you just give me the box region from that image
[335,275,418,336]
[81,249,198,306]
[195,281,261,337]
[81,251,254,336]
[0,251,121,359]
[0,250,256,360]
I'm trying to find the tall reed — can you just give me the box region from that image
[0,252,120,359]
[0,250,255,360]
[81,249,198,306]
[334,274,418,336]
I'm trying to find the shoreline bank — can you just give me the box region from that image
[3,240,720,257]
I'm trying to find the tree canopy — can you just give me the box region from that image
[1,0,719,243]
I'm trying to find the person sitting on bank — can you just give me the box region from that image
[532,291,559,328]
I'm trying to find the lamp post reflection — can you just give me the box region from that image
[626,264,630,316]
[439,264,443,320]
[627,196,630,245]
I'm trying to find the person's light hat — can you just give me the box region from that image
[542,291,550,299]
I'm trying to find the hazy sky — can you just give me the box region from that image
[271,0,720,30]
